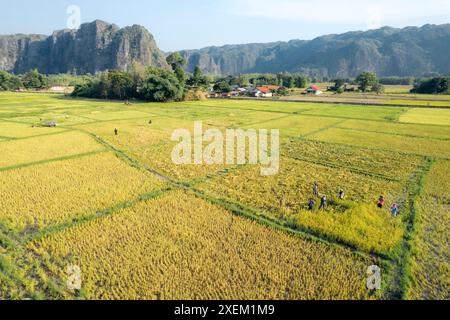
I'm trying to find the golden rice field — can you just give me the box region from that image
[195,157,406,254]
[29,191,373,300]
[0,92,449,300]
[0,152,166,232]
[409,160,450,300]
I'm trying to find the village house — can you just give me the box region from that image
[254,85,280,98]
[303,85,323,95]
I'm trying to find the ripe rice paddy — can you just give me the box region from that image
[0,92,448,300]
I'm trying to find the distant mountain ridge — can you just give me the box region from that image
[0,20,168,74]
[180,24,450,78]
[1,21,449,77]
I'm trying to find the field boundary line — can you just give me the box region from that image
[196,103,397,123]
[25,187,173,244]
[382,158,434,299]
[215,97,450,109]
[0,129,75,144]
[69,116,155,127]
[0,118,44,125]
[285,154,400,182]
[184,164,249,187]
[0,135,15,140]
[398,158,435,300]
[333,126,450,142]
[229,114,295,128]
[0,149,108,173]
[288,136,450,160]
[301,119,348,138]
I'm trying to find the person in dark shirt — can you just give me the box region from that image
[319,196,327,210]
[377,195,385,209]
[308,198,316,210]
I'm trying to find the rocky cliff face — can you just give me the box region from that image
[0,20,168,74]
[180,24,450,78]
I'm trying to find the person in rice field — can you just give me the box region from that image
[338,190,345,200]
[313,181,319,197]
[308,198,316,210]
[390,203,399,217]
[319,196,327,210]
[114,128,118,136]
[377,195,385,209]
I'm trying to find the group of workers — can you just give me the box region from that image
[308,181,400,217]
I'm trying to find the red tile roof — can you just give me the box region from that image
[257,85,280,93]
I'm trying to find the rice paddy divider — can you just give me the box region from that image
[0,149,109,173]
[382,158,434,299]
[0,129,75,144]
[333,126,450,142]
[25,187,173,244]
[286,154,400,182]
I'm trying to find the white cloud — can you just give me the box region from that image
[227,0,450,28]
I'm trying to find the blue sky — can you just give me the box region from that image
[1,0,449,51]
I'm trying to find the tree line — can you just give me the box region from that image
[1,65,448,99]
[0,69,96,91]
[411,77,449,94]
[329,72,449,95]
[71,53,209,102]
[0,69,49,90]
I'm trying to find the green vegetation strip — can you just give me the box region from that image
[381,158,434,299]
[301,119,348,138]
[292,136,449,160]
[398,158,435,300]
[25,187,173,243]
[286,154,400,182]
[0,135,15,140]
[0,149,108,173]
[222,97,450,109]
[334,126,450,141]
[198,103,404,123]
[0,129,75,143]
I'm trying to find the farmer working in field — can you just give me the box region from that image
[319,196,327,210]
[390,203,399,217]
[308,198,316,210]
[338,190,345,200]
[313,181,319,197]
[114,128,118,136]
[377,195,385,209]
